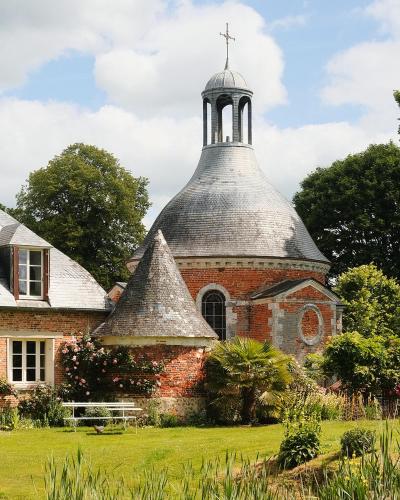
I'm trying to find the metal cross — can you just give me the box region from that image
[220,22,235,70]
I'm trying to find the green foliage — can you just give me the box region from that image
[322,332,400,395]
[277,427,321,469]
[18,384,69,427]
[303,353,326,384]
[293,142,400,280]
[12,143,150,289]
[0,378,18,397]
[395,90,400,135]
[44,449,287,499]
[340,428,376,457]
[207,338,291,424]
[0,407,19,431]
[59,334,164,401]
[334,264,400,337]
[83,406,112,427]
[159,413,180,428]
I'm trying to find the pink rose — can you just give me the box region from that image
[113,359,117,365]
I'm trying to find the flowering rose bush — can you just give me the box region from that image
[60,334,164,401]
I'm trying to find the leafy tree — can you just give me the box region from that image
[0,202,8,212]
[293,142,400,280]
[12,143,150,289]
[207,338,291,424]
[395,90,400,135]
[322,332,400,395]
[334,264,400,337]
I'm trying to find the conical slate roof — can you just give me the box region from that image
[94,230,218,339]
[130,144,329,264]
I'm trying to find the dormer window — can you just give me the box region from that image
[18,249,44,299]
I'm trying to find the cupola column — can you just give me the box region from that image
[210,98,219,144]
[232,95,240,143]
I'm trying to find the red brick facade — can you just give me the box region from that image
[179,265,337,360]
[0,309,106,385]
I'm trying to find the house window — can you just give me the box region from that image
[18,249,43,298]
[11,340,46,383]
[202,290,226,340]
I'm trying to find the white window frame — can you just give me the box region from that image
[6,337,55,389]
[18,247,44,300]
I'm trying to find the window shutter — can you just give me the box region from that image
[12,246,19,300]
[43,249,49,301]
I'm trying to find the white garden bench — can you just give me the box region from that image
[62,402,142,432]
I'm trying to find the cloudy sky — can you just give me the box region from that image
[0,0,399,225]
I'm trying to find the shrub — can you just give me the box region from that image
[0,407,19,430]
[18,384,69,427]
[340,428,376,457]
[83,406,112,426]
[0,378,18,397]
[277,428,320,469]
[364,397,382,420]
[159,413,180,428]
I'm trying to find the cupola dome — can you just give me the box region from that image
[205,69,249,92]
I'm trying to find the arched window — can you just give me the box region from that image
[202,290,226,340]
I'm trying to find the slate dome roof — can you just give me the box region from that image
[130,144,329,264]
[205,69,249,91]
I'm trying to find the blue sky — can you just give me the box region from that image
[5,0,382,126]
[0,0,398,222]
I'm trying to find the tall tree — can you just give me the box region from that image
[334,264,400,338]
[13,143,150,290]
[395,90,400,136]
[293,142,400,280]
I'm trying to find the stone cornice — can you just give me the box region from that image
[128,256,330,274]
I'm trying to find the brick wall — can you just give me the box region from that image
[0,309,106,382]
[113,344,208,398]
[181,267,326,300]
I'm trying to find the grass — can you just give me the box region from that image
[0,420,394,499]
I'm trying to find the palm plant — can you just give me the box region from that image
[208,337,291,424]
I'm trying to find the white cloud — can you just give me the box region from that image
[321,0,400,134]
[0,0,165,91]
[365,0,400,37]
[268,15,308,31]
[0,97,393,228]
[95,1,287,116]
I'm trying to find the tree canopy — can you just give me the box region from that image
[323,332,400,395]
[12,143,150,290]
[293,142,400,280]
[395,90,400,135]
[334,264,400,338]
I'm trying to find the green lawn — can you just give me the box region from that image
[0,420,394,499]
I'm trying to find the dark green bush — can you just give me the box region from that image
[340,428,376,457]
[82,406,112,426]
[277,428,320,469]
[159,413,180,428]
[18,384,69,427]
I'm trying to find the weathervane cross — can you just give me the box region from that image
[220,22,235,70]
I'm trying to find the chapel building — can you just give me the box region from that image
[126,63,343,359]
